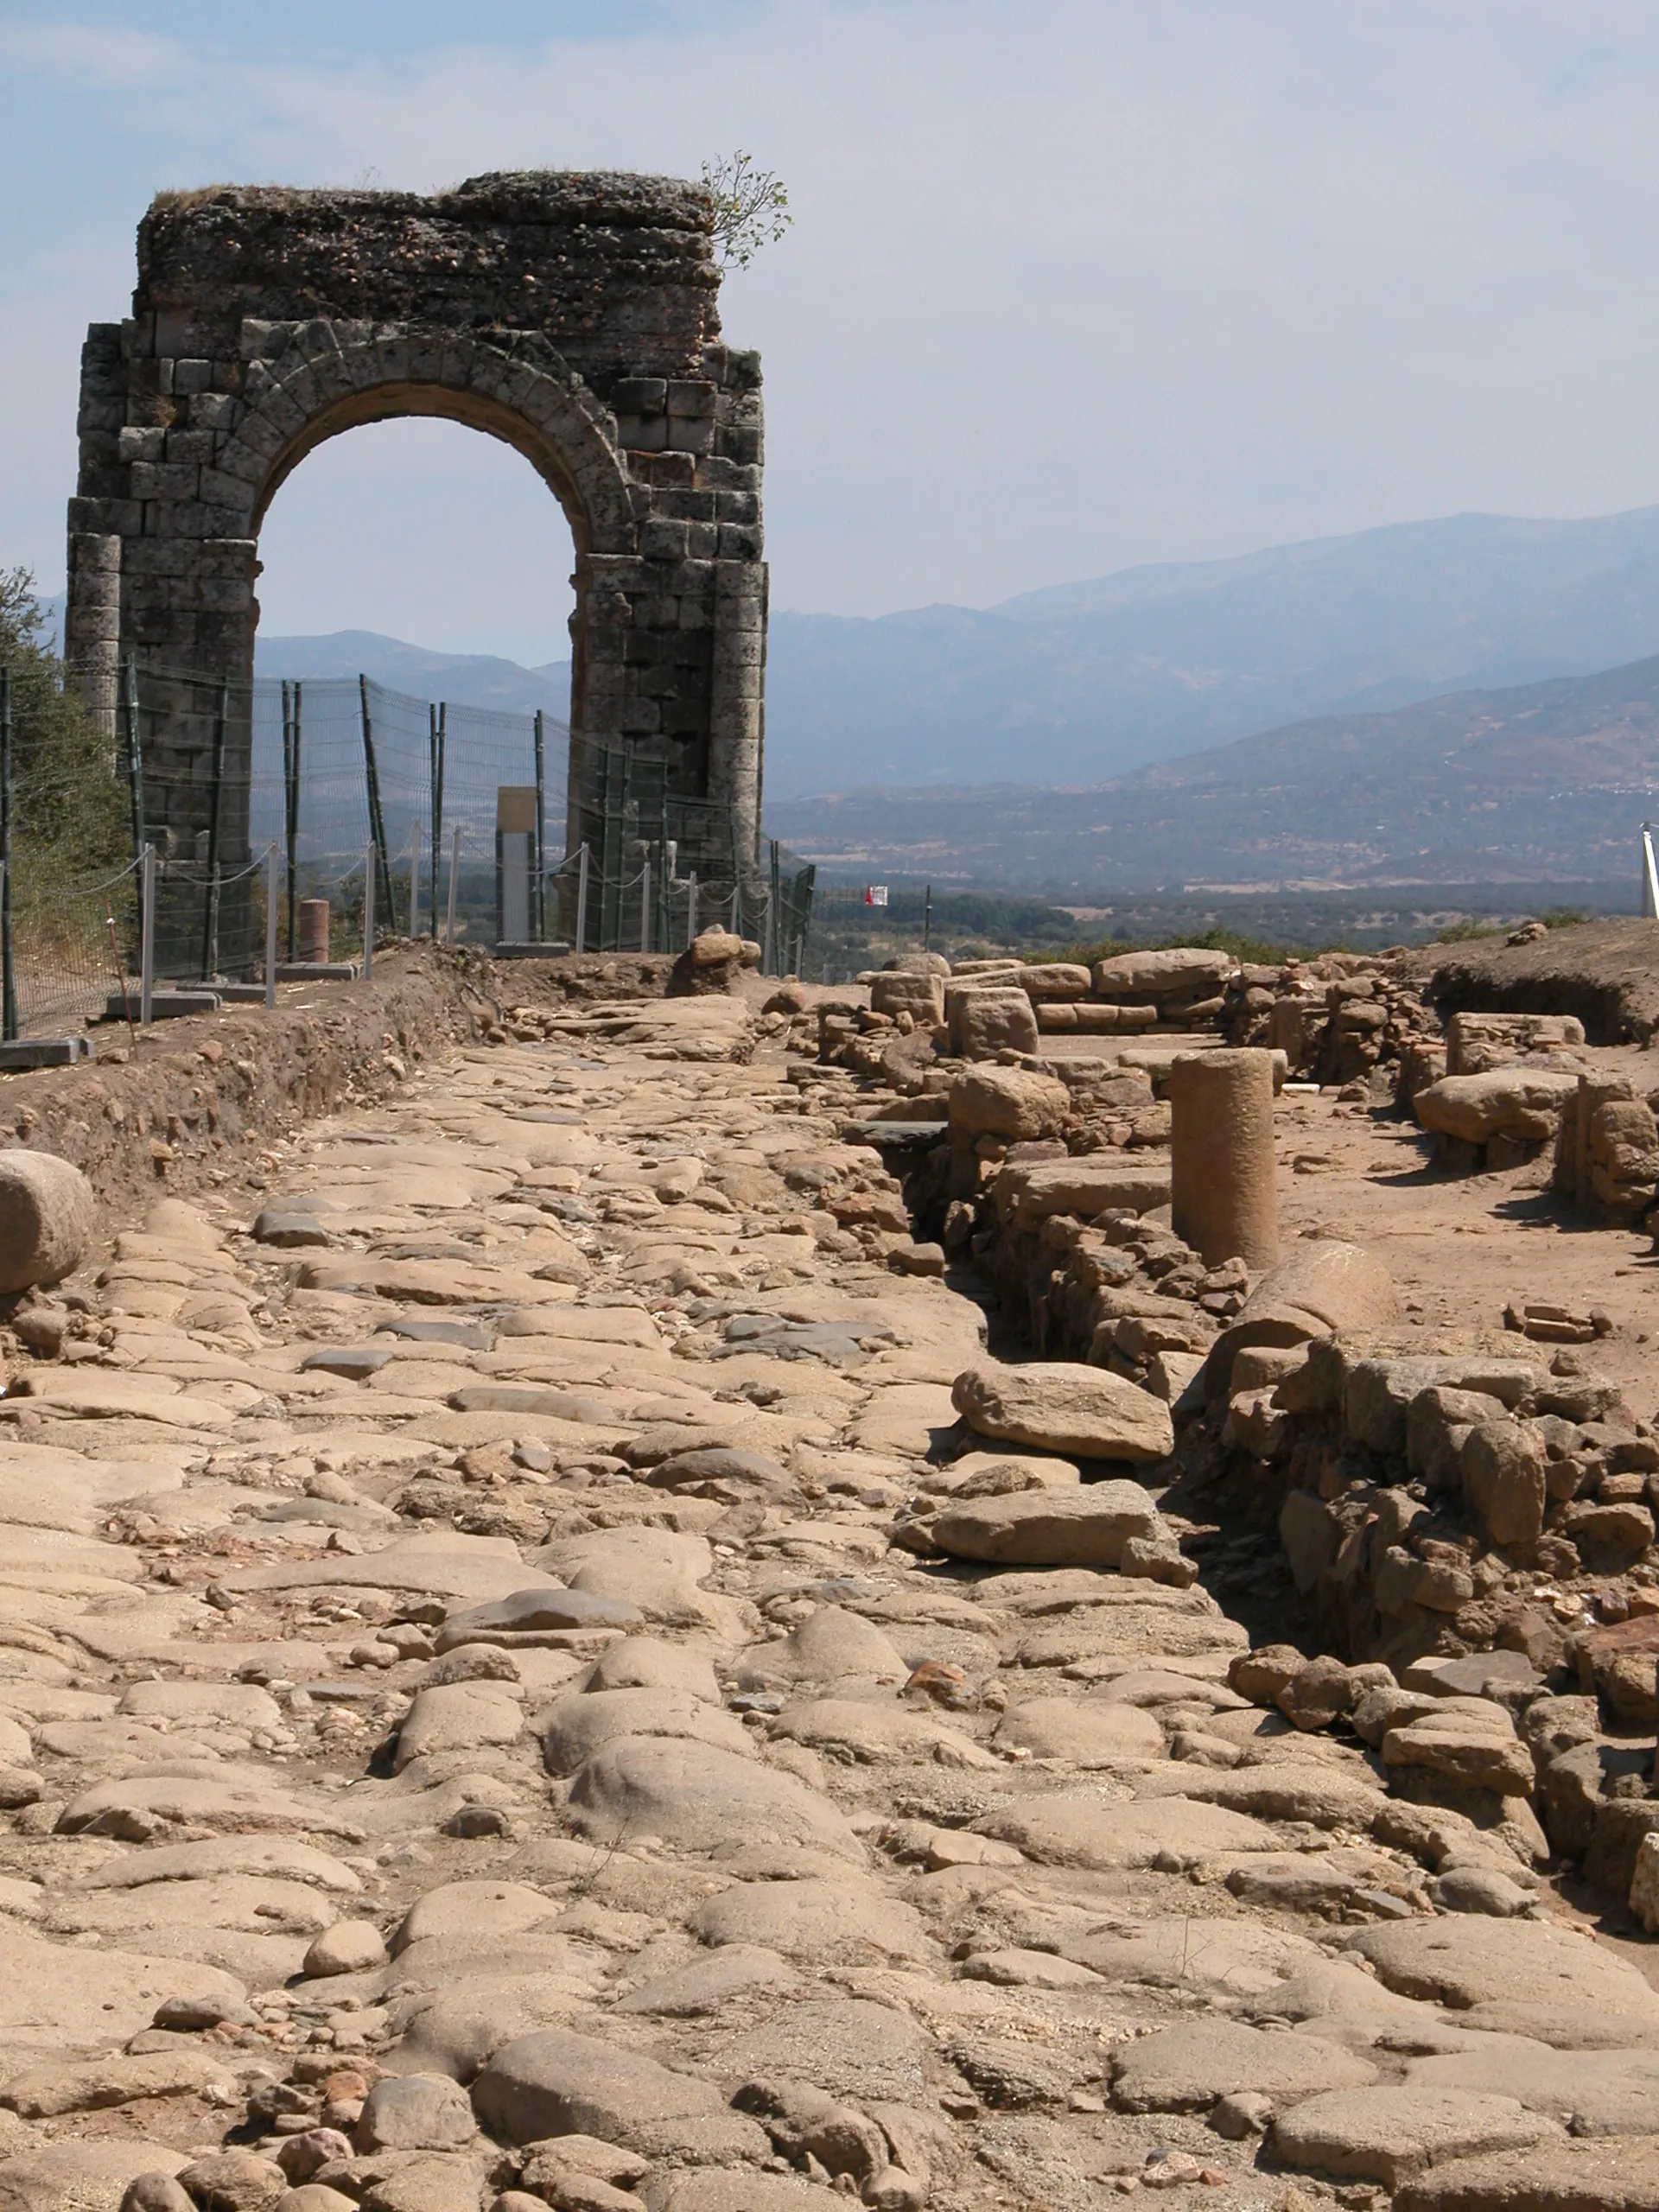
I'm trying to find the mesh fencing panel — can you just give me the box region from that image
[0,658,817,1039]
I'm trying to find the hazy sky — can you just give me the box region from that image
[5,2,1659,664]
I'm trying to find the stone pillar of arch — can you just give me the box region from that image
[63,172,768,911]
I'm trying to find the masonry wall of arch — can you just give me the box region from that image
[63,175,768,899]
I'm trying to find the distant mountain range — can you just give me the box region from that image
[764,505,1659,795]
[252,629,573,721]
[766,652,1659,892]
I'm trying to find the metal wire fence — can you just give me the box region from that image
[0,658,818,1040]
[5,855,140,1042]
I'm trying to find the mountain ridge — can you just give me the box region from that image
[764,650,1659,893]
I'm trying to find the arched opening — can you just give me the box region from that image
[249,415,579,954]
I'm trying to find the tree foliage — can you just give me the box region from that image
[0,567,130,906]
[700,152,791,270]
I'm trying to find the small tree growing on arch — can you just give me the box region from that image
[700,152,791,270]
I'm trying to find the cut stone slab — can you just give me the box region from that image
[1133,1760,1387,1829]
[1346,1919,1659,2028]
[395,1681,524,1770]
[56,1769,361,1842]
[739,1605,910,1686]
[1407,2045,1659,2136]
[768,1696,994,1768]
[709,1995,928,2105]
[69,1836,361,1893]
[1061,1916,1322,2000]
[931,1480,1165,1567]
[221,1530,566,1604]
[1109,2018,1377,2113]
[435,1586,644,1648]
[1391,2133,1659,2211]
[690,1878,932,1965]
[0,2139,189,2212]
[613,1944,800,2017]
[992,1696,1165,1766]
[0,2047,238,2120]
[10,1371,235,1429]
[1414,1069,1582,1144]
[0,1927,245,2063]
[973,1792,1281,1870]
[563,1738,864,1859]
[951,1363,1174,1464]
[471,2026,727,2148]
[584,1638,722,1703]
[1273,2085,1560,2189]
[540,1687,753,1774]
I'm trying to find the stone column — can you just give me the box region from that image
[706,558,766,875]
[1169,1048,1280,1270]
[62,531,121,743]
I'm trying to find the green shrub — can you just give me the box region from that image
[0,568,130,909]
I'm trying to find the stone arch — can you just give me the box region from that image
[64,174,768,901]
[231,329,639,559]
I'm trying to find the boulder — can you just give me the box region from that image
[472,2027,726,2148]
[951,1362,1174,1463]
[1109,2018,1376,2113]
[668,928,752,996]
[1446,1012,1585,1076]
[0,1151,96,1294]
[991,1157,1171,1227]
[690,1879,932,1966]
[563,1738,863,1859]
[947,1066,1071,1141]
[1274,2087,1559,2189]
[1460,1420,1547,1549]
[992,1697,1165,1765]
[353,2072,476,2152]
[1392,2136,1659,2212]
[539,1687,752,1774]
[1415,1069,1581,1146]
[869,972,944,1025]
[1014,963,1094,1001]
[947,988,1039,1059]
[1210,1239,1399,1386]
[302,1920,388,1978]
[1090,949,1232,1003]
[930,1481,1165,1567]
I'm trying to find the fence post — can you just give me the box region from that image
[206,864,220,984]
[575,842,589,955]
[730,884,741,937]
[640,855,652,953]
[686,872,697,947]
[429,702,445,940]
[445,826,460,943]
[768,840,782,977]
[283,681,301,961]
[140,843,156,1026]
[408,817,421,941]
[200,680,228,981]
[0,667,14,1044]
[123,655,143,866]
[1643,823,1659,919]
[924,882,932,954]
[264,842,278,1009]
[533,709,547,944]
[362,842,376,982]
[359,676,395,934]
